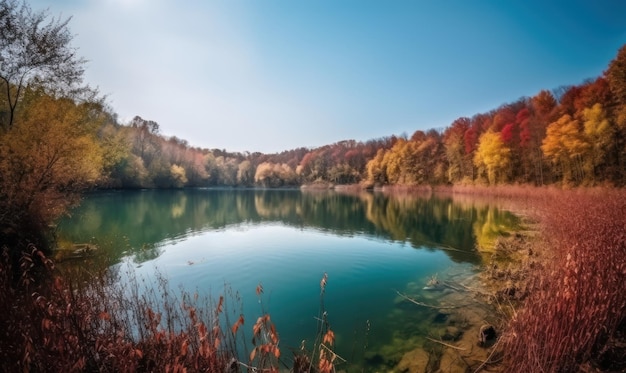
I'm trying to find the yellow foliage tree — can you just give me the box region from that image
[254,162,297,187]
[169,164,188,187]
[382,139,406,184]
[541,114,589,184]
[0,93,103,230]
[366,148,386,185]
[582,103,614,179]
[473,130,511,185]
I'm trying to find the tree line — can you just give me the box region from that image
[101,44,626,190]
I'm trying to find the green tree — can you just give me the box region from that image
[0,0,87,130]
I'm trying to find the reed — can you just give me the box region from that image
[501,189,626,372]
[0,246,341,372]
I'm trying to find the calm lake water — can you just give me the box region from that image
[55,189,518,370]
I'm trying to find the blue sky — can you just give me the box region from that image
[30,0,626,153]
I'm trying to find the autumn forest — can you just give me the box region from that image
[24,49,626,193]
[5,46,626,199]
[1,0,626,256]
[2,1,626,371]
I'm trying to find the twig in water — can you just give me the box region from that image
[320,343,347,363]
[425,337,466,351]
[395,290,463,310]
[473,339,501,373]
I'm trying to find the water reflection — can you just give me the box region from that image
[57,189,518,266]
[55,189,520,371]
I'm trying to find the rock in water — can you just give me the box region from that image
[478,324,497,346]
[397,348,431,373]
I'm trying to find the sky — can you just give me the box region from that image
[29,0,626,154]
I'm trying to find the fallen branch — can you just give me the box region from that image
[455,282,493,297]
[426,337,466,351]
[473,339,501,373]
[436,244,468,253]
[395,290,462,310]
[441,280,466,292]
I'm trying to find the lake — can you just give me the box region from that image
[55,188,518,371]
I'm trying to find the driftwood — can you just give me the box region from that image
[395,290,462,310]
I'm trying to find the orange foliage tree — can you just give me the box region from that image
[541,114,589,184]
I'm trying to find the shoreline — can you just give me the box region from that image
[389,186,625,372]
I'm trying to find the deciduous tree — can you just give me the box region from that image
[582,103,614,180]
[605,44,626,107]
[0,92,103,232]
[473,130,510,185]
[0,0,87,130]
[542,114,589,184]
[443,117,470,183]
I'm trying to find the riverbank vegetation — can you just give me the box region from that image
[431,186,626,372]
[500,188,626,372]
[1,0,625,371]
[0,246,341,372]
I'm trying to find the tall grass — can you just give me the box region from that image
[0,248,340,372]
[502,189,626,372]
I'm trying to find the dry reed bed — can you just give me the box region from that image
[0,249,338,372]
[499,189,626,372]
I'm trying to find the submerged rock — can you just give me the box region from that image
[478,324,497,346]
[442,326,463,341]
[54,243,98,261]
[433,311,450,324]
[396,348,431,373]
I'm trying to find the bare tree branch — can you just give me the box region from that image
[0,0,87,130]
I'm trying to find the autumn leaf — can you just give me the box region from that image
[273,345,281,359]
[323,329,335,346]
[320,272,328,291]
[231,314,244,334]
[180,339,188,357]
[98,312,110,321]
[216,296,224,314]
[253,317,263,337]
